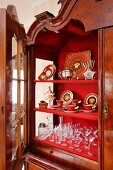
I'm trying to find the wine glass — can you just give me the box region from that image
[83,127,92,149]
[74,136,83,152]
[92,129,98,146]
[86,135,96,156]
[73,127,83,152]
[61,124,68,146]
[67,123,74,149]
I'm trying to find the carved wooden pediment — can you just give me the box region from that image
[58,0,65,5]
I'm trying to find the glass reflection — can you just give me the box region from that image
[21,118,24,144]
[20,51,24,79]
[20,81,24,113]
[12,126,18,161]
[12,36,17,79]
[11,80,17,121]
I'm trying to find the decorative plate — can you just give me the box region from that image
[64,50,91,79]
[60,90,73,105]
[84,93,98,106]
[38,64,56,80]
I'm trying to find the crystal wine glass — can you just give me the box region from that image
[86,134,96,156]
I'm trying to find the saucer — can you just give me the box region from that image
[64,109,77,113]
[82,109,95,112]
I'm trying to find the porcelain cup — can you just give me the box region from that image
[56,100,63,108]
[66,105,75,111]
[83,104,93,110]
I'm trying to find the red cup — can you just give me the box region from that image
[66,105,75,111]
[83,104,93,110]
[56,100,63,108]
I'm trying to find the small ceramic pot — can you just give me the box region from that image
[39,101,48,109]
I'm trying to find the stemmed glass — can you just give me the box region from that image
[73,126,83,152]
[92,129,98,146]
[61,124,68,146]
[83,127,92,149]
[86,134,96,156]
[74,136,83,152]
[67,123,74,149]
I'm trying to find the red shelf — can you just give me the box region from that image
[34,137,98,161]
[34,108,98,121]
[33,79,98,84]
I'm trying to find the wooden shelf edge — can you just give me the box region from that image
[33,79,98,84]
[34,108,98,121]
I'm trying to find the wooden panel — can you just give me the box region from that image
[0,9,6,170]
[103,27,113,169]
[27,163,44,170]
[25,153,73,170]
[32,141,98,170]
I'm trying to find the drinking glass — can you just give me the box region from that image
[92,129,98,146]
[86,135,96,156]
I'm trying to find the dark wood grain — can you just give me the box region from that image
[103,27,113,170]
[0,9,7,170]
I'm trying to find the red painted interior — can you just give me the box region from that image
[34,136,98,161]
[34,21,98,161]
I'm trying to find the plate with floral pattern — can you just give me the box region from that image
[84,93,98,106]
[38,64,56,80]
[64,50,91,79]
[60,90,73,105]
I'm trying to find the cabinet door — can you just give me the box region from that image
[0,8,27,170]
[102,27,113,169]
[6,37,27,169]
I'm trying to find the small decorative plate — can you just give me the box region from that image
[84,93,98,106]
[64,50,91,79]
[60,90,73,105]
[38,64,56,80]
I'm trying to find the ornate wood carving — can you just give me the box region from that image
[58,0,65,5]
[7,5,19,23]
[35,11,54,21]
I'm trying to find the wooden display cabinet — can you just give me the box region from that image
[1,1,113,170]
[26,1,113,170]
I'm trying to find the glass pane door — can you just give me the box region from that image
[6,36,27,168]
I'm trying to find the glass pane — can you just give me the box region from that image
[12,36,17,79]
[21,118,24,144]
[6,79,17,122]
[12,126,18,161]
[11,80,17,121]
[20,50,24,79]
[20,81,24,113]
